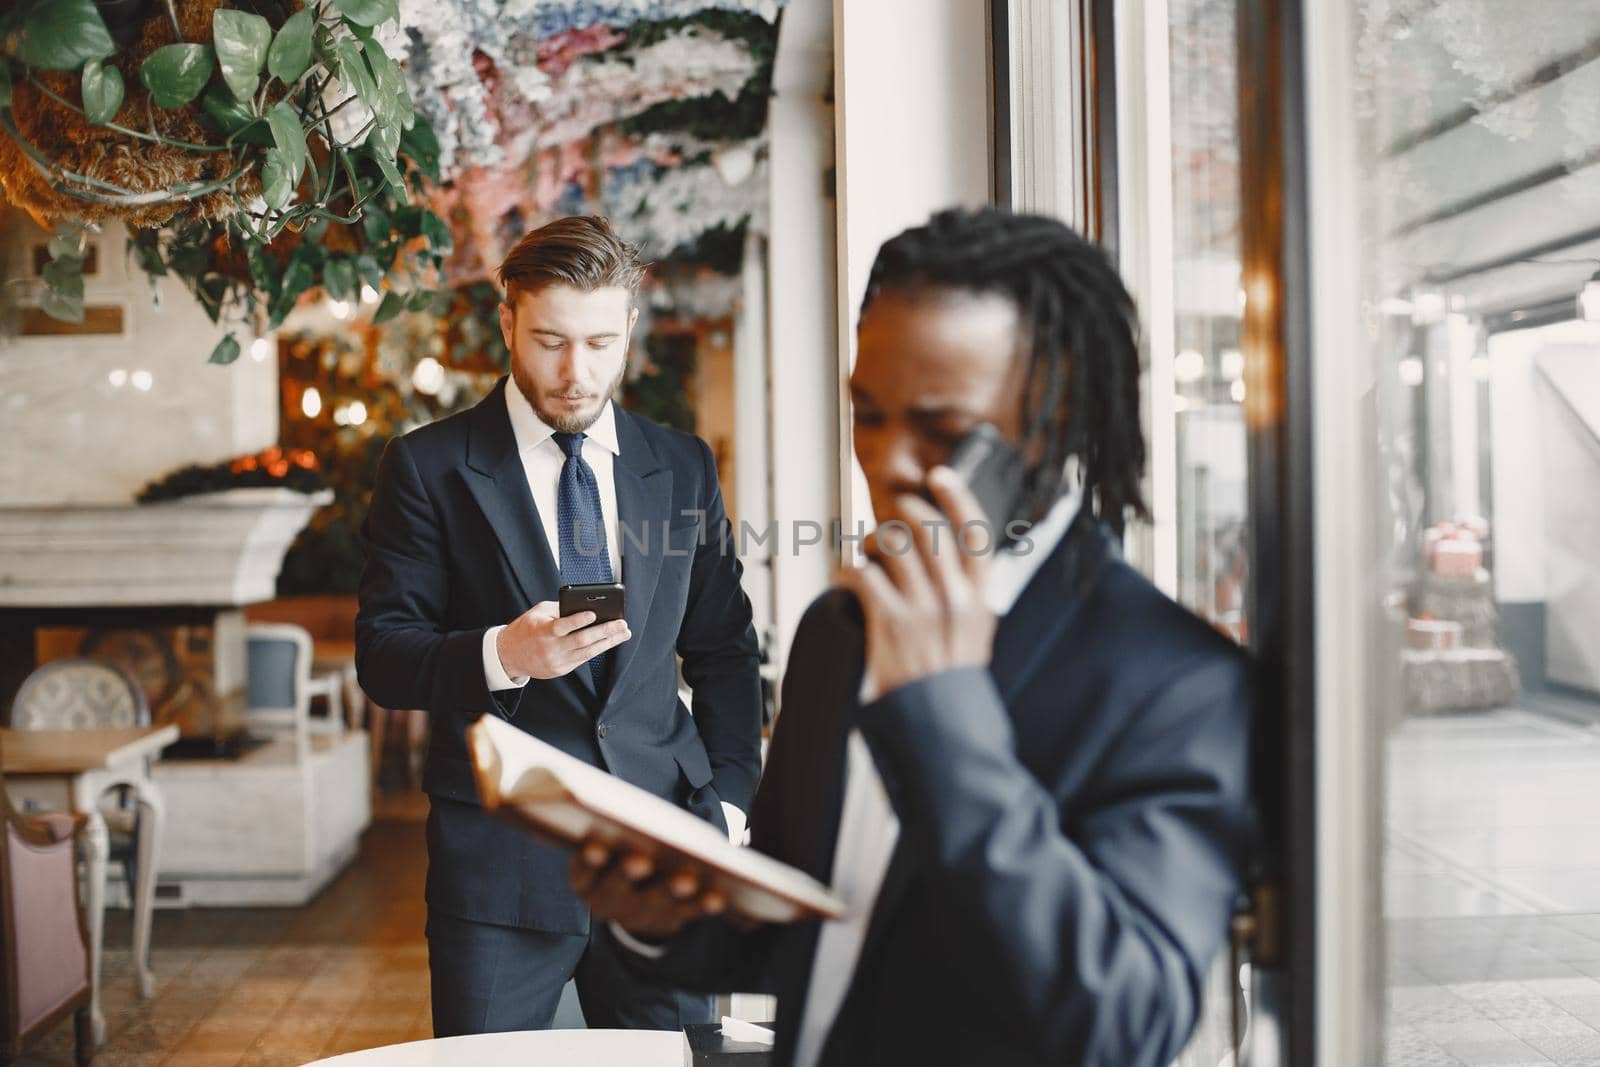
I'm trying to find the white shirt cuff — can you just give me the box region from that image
[482,626,529,692]
[721,802,748,846]
[609,921,668,959]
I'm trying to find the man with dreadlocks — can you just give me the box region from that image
[570,207,1253,1067]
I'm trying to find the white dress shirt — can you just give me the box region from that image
[790,487,1082,1067]
[481,383,745,842]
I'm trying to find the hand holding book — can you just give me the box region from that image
[468,715,845,930]
[569,836,735,939]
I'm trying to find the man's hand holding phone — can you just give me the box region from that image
[496,601,631,680]
[837,465,998,696]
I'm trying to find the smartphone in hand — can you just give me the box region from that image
[943,423,1029,543]
[559,583,626,625]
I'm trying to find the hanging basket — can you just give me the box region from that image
[0,1,248,227]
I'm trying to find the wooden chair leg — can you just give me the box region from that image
[369,703,388,786]
[74,1005,93,1066]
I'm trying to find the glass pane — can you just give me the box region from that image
[1170,0,1251,643]
[1348,4,1600,1064]
[1159,2,1251,1063]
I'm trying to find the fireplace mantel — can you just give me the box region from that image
[0,488,332,608]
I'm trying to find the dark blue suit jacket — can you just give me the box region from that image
[641,517,1253,1066]
[356,378,762,934]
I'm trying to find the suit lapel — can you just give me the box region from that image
[460,380,594,697]
[461,381,562,606]
[988,514,1112,702]
[840,516,1116,1004]
[601,408,672,706]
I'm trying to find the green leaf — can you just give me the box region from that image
[312,24,339,73]
[167,240,209,278]
[47,229,85,260]
[0,63,14,108]
[366,124,406,199]
[195,273,230,322]
[331,0,400,28]
[127,230,168,277]
[260,150,292,211]
[266,8,315,84]
[399,118,441,182]
[361,41,411,129]
[200,83,271,143]
[269,245,318,328]
[372,289,404,324]
[16,0,115,71]
[140,44,214,109]
[208,333,241,365]
[80,60,124,124]
[213,9,270,103]
[332,38,386,133]
[359,207,391,245]
[322,256,356,301]
[353,253,383,291]
[40,254,85,324]
[417,209,453,255]
[406,289,450,314]
[266,101,307,185]
[247,241,280,293]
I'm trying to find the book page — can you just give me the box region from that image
[469,715,846,923]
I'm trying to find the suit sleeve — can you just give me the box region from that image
[674,438,763,813]
[355,434,497,716]
[855,658,1251,1067]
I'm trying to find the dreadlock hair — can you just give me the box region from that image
[860,206,1150,538]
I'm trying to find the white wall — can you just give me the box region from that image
[1487,327,1551,603]
[1535,344,1600,692]
[833,0,993,529]
[0,218,278,505]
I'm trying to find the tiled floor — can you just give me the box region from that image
[1386,705,1600,1066]
[18,792,436,1067]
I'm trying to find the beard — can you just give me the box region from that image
[512,360,628,434]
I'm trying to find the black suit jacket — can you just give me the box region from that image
[640,518,1253,1066]
[356,378,762,933]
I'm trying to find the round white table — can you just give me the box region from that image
[305,1029,685,1066]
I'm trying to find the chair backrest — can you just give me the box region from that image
[0,769,90,1051]
[245,623,313,752]
[7,659,149,731]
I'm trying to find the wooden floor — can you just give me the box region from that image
[20,793,435,1067]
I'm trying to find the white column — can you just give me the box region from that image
[733,229,775,650]
[765,0,839,672]
[1113,0,1179,594]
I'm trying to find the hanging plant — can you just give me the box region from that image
[0,0,448,351]
[126,114,451,362]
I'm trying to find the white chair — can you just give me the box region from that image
[7,658,153,965]
[303,669,345,736]
[9,658,147,732]
[244,623,314,757]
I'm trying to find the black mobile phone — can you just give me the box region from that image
[943,424,1028,539]
[559,583,626,625]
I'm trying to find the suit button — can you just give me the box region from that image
[597,723,608,738]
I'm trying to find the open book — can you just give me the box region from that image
[469,715,846,923]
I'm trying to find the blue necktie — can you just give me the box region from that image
[554,431,614,690]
